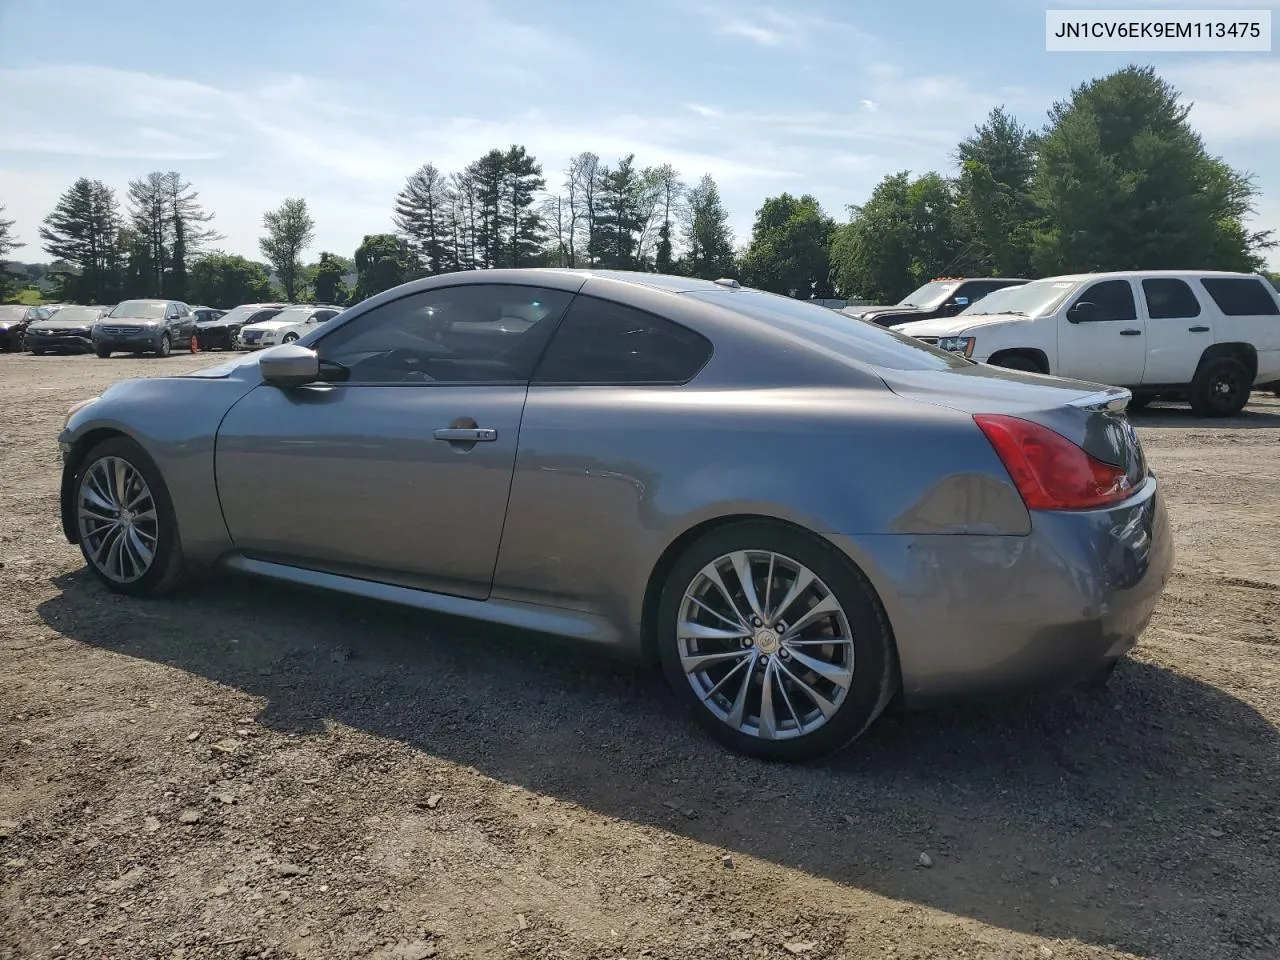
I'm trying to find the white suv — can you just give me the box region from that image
[893,270,1280,416]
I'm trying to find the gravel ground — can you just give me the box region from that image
[1,350,1278,960]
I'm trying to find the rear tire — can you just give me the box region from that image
[1189,357,1250,417]
[990,354,1042,373]
[657,521,898,761]
[72,436,186,597]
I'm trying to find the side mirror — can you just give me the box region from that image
[259,343,320,387]
[1068,301,1098,324]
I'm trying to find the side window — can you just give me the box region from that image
[316,284,573,384]
[1199,278,1280,317]
[532,296,713,385]
[165,304,177,320]
[1142,278,1201,319]
[1072,279,1136,322]
[960,281,999,304]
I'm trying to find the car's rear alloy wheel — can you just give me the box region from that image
[74,437,186,596]
[658,522,898,761]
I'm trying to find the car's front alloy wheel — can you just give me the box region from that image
[658,522,898,761]
[74,437,186,596]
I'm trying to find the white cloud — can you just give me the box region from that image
[684,103,721,118]
[702,2,873,49]
[1165,58,1280,140]
[861,100,879,112]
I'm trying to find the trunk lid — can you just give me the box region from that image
[875,363,1147,489]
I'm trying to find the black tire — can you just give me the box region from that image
[156,333,172,357]
[657,521,899,761]
[282,333,299,343]
[1189,357,1250,417]
[990,354,1042,373]
[71,436,186,597]
[95,348,112,359]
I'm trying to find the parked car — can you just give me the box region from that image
[25,305,107,354]
[237,304,343,349]
[842,277,1029,327]
[195,303,285,352]
[894,270,1280,417]
[93,299,198,358]
[56,269,1171,761]
[0,304,52,351]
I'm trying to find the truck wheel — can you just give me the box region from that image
[1189,357,1250,417]
[991,354,1042,373]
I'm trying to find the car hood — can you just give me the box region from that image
[196,316,233,326]
[242,319,300,332]
[842,303,908,318]
[891,314,1032,336]
[31,317,98,330]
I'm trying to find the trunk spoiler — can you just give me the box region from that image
[1067,387,1131,413]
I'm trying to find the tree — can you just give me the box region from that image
[652,165,684,273]
[679,174,736,279]
[394,164,454,276]
[739,193,835,298]
[502,145,546,268]
[259,198,316,301]
[353,233,413,302]
[0,204,19,301]
[566,151,601,267]
[310,252,353,304]
[125,171,218,299]
[1031,65,1272,273]
[830,172,964,302]
[189,253,274,307]
[954,107,1039,277]
[38,178,122,303]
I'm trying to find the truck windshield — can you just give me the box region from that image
[959,279,1081,318]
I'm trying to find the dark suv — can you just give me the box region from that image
[0,304,51,351]
[196,303,286,351]
[93,299,198,358]
[842,276,1029,327]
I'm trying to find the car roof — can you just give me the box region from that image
[1034,270,1267,283]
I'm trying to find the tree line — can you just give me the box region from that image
[2,65,1275,310]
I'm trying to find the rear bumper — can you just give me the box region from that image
[26,333,93,352]
[830,475,1173,706]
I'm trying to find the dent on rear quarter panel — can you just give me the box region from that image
[62,375,257,564]
[491,384,1030,649]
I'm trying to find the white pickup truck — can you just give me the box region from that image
[894,270,1280,416]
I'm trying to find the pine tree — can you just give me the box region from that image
[39,178,122,303]
[393,163,454,276]
[502,145,545,268]
[680,175,735,279]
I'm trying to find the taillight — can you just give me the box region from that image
[974,414,1132,511]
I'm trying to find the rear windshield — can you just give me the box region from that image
[214,305,279,324]
[686,289,972,371]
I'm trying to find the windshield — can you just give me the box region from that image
[958,278,1081,318]
[43,306,101,323]
[0,305,26,321]
[896,281,961,309]
[687,289,972,372]
[109,300,167,320]
[211,305,277,324]
[264,307,314,324]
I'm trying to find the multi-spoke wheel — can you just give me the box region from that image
[73,437,186,596]
[658,522,898,761]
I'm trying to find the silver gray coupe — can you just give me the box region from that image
[57,270,1172,760]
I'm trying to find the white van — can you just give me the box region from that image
[893,270,1280,416]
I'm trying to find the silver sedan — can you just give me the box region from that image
[57,270,1172,761]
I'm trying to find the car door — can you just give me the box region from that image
[1055,278,1147,386]
[1199,276,1280,383]
[214,282,576,599]
[1140,277,1212,385]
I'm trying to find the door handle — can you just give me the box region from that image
[1189,325,1210,333]
[1119,329,1142,336]
[433,427,497,442]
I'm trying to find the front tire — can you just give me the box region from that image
[72,437,186,597]
[156,333,172,357]
[282,332,299,343]
[1189,357,1250,417]
[657,521,898,761]
[95,348,112,359]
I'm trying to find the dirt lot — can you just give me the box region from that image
[1,350,1278,960]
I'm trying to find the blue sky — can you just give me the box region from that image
[0,0,1276,267]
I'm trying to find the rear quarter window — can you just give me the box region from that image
[1199,277,1280,317]
[686,288,973,371]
